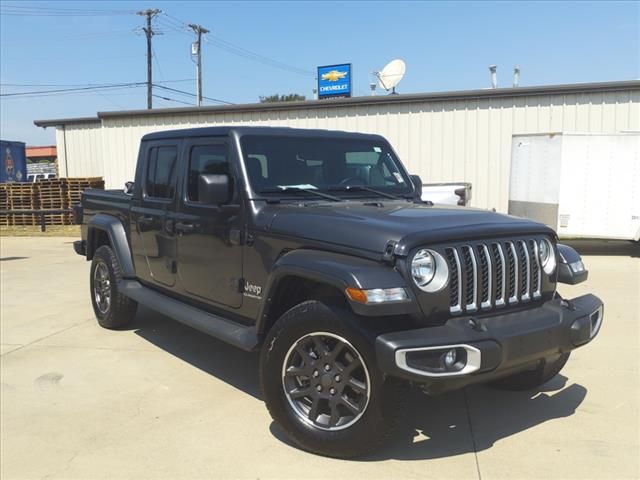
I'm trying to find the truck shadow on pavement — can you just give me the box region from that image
[361,377,587,461]
[131,306,587,461]
[131,306,262,400]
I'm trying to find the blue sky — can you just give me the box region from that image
[1,0,638,145]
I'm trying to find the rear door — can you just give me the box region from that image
[175,138,244,308]
[130,140,180,288]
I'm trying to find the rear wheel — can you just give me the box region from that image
[490,353,570,391]
[260,300,404,458]
[90,245,137,329]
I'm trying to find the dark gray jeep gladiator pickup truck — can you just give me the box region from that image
[74,126,603,458]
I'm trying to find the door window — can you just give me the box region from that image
[146,146,178,199]
[187,144,229,202]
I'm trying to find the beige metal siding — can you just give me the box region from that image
[59,89,640,211]
[55,122,103,178]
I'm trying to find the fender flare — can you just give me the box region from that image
[86,214,136,278]
[256,249,418,333]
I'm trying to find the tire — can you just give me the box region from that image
[490,352,571,391]
[90,245,137,329]
[260,300,405,458]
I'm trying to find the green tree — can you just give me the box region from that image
[259,93,306,103]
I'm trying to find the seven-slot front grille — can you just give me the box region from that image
[444,239,543,315]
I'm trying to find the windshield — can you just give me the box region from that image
[240,135,413,197]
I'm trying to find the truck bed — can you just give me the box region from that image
[80,189,131,227]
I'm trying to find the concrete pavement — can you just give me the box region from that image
[1,237,638,479]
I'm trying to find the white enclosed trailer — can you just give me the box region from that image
[509,133,640,241]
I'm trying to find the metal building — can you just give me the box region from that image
[35,80,640,212]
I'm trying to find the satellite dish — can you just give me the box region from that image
[374,59,406,94]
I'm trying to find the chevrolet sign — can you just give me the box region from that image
[317,63,352,99]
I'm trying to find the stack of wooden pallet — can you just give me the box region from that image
[62,177,105,207]
[0,177,104,227]
[0,183,39,226]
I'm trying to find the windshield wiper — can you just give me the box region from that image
[259,187,342,202]
[328,184,402,200]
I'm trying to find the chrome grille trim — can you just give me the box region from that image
[480,244,492,310]
[494,242,506,307]
[519,240,531,302]
[462,245,478,312]
[507,242,519,304]
[446,236,547,315]
[530,240,542,299]
[449,248,462,314]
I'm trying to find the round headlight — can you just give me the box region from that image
[410,249,449,292]
[411,249,435,287]
[538,238,556,275]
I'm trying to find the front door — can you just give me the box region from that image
[131,141,179,288]
[175,139,243,308]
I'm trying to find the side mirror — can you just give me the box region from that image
[198,174,231,205]
[409,174,422,199]
[454,183,472,206]
[124,181,134,195]
[557,244,588,285]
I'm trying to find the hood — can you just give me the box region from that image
[262,201,555,256]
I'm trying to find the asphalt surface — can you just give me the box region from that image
[1,237,638,479]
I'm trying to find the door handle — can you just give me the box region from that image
[175,221,195,234]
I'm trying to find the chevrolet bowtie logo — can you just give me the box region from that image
[321,70,347,82]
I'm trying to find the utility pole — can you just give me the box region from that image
[137,9,161,109]
[189,24,209,107]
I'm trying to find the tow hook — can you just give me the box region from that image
[468,317,487,332]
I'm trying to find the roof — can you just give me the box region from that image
[34,116,99,128]
[34,80,640,128]
[26,146,57,157]
[141,126,386,141]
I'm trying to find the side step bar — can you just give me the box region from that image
[119,280,259,351]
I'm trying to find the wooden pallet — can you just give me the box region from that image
[1,177,103,226]
[10,214,38,226]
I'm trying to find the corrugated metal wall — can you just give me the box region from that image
[59,88,640,212]
[55,122,103,178]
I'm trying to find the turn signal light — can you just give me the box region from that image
[345,287,408,305]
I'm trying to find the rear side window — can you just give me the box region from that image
[187,144,228,202]
[146,146,178,199]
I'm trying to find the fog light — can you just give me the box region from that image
[397,344,481,377]
[443,349,457,369]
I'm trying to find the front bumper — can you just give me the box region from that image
[375,294,603,394]
[73,240,86,256]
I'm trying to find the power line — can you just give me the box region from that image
[204,34,313,77]
[0,85,147,100]
[0,83,147,98]
[0,4,136,16]
[152,94,193,106]
[1,83,147,96]
[1,79,194,88]
[152,46,166,82]
[159,12,313,77]
[152,84,234,105]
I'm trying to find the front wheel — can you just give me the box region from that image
[260,300,404,458]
